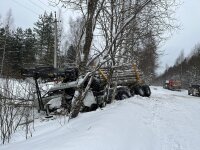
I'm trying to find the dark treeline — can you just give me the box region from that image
[154,44,200,88]
[0,9,159,81]
[0,12,63,77]
[0,26,36,76]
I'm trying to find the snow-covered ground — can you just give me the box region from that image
[1,86,200,150]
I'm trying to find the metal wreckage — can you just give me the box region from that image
[22,64,151,117]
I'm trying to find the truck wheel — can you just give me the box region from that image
[142,85,151,97]
[81,106,90,112]
[99,102,106,108]
[130,87,135,96]
[90,104,98,111]
[115,90,130,100]
[135,86,145,97]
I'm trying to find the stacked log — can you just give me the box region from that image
[97,64,143,86]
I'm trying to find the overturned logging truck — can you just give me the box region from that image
[22,64,151,116]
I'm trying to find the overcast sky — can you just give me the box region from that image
[0,0,200,75]
[158,0,200,74]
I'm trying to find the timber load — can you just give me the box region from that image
[97,64,144,86]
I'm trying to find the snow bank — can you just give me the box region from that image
[1,86,200,150]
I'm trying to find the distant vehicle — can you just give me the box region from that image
[163,79,181,91]
[188,85,200,96]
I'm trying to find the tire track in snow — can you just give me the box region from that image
[148,95,187,150]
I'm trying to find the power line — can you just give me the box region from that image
[37,0,69,27]
[38,0,51,8]
[28,0,46,12]
[36,0,69,45]
[37,0,54,12]
[37,0,68,19]
[12,0,39,16]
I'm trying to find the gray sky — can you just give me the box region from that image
[158,0,200,74]
[0,0,200,75]
[0,0,74,29]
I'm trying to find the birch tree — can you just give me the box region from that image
[55,0,179,118]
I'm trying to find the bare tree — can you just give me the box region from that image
[0,78,35,144]
[0,15,2,27]
[1,9,14,75]
[54,0,179,118]
[3,9,14,31]
[67,17,85,64]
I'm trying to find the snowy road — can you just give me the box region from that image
[1,86,200,150]
[148,87,200,150]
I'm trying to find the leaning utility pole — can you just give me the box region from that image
[54,11,58,68]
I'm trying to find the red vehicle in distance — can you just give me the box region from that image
[163,79,181,91]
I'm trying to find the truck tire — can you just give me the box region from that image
[130,86,135,96]
[90,104,98,111]
[142,85,151,97]
[115,90,130,100]
[135,86,145,97]
[99,102,106,108]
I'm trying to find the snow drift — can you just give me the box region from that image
[1,86,200,150]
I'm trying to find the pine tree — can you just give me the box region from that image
[139,31,158,83]
[66,45,76,63]
[10,28,23,72]
[34,12,54,66]
[22,28,36,67]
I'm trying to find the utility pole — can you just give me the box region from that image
[54,11,58,68]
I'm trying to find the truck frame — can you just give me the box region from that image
[22,64,151,116]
